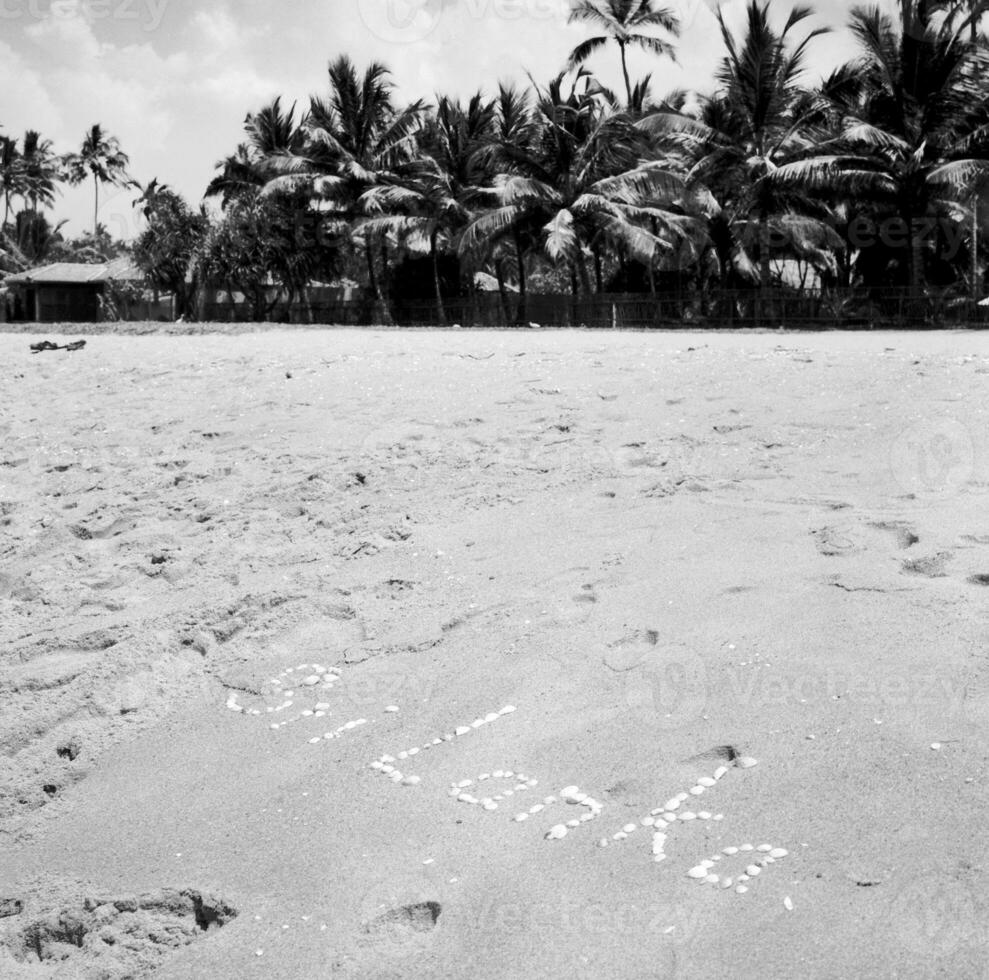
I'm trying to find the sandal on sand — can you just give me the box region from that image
[30,339,86,354]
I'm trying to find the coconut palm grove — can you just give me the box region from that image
[2,0,989,327]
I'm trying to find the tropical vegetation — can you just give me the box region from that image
[3,0,988,324]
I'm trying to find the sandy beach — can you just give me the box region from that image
[1,327,987,979]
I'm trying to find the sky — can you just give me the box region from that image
[0,0,870,239]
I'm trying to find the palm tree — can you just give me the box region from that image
[0,134,21,229]
[462,70,695,317]
[65,125,131,237]
[264,56,425,316]
[206,97,303,207]
[18,130,59,213]
[640,2,849,298]
[567,0,680,106]
[359,93,495,324]
[792,0,989,293]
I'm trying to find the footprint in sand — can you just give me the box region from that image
[355,868,443,962]
[0,890,236,975]
[900,552,953,578]
[812,520,919,557]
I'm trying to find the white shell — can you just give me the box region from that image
[745,865,761,877]
[664,798,681,811]
[698,811,712,820]
[485,712,500,723]
[402,775,421,786]
[455,726,470,736]
[499,705,517,714]
[566,819,580,828]
[302,676,320,686]
[736,885,748,894]
[705,874,719,884]
[679,812,697,821]
[783,896,794,911]
[689,786,705,796]
[723,846,739,855]
[641,816,656,827]
[757,844,773,852]
[698,776,716,787]
[546,824,568,840]
[735,756,759,769]
[770,848,789,858]
[687,866,709,879]
[560,785,581,799]
[721,878,733,889]
[514,813,528,822]
[622,823,637,834]
[739,844,754,851]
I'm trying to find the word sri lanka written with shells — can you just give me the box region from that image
[227,672,792,902]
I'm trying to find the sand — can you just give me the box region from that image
[0,326,987,979]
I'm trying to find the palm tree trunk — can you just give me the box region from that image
[972,195,979,304]
[593,246,603,293]
[909,215,924,296]
[365,239,386,320]
[576,254,592,295]
[495,257,511,324]
[513,230,527,325]
[93,174,99,238]
[618,41,632,106]
[758,211,772,325]
[430,228,447,326]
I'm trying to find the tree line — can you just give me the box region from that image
[3,0,989,325]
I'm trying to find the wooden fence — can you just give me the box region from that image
[201,287,989,329]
